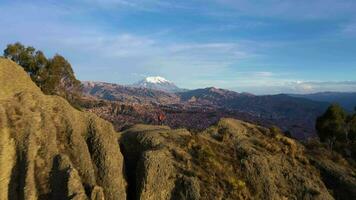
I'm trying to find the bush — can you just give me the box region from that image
[226,177,246,191]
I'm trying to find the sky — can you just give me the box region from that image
[0,0,356,94]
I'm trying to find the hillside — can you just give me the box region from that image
[179,88,329,139]
[289,92,356,112]
[1,58,355,199]
[120,118,356,200]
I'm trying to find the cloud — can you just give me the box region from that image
[234,80,356,94]
[214,0,356,20]
[287,81,356,93]
[0,0,355,95]
[342,21,356,36]
[253,71,275,78]
[75,0,194,11]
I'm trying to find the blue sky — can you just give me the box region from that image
[0,0,356,94]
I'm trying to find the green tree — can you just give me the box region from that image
[3,43,82,107]
[3,42,48,81]
[41,54,81,101]
[349,114,356,142]
[316,104,348,150]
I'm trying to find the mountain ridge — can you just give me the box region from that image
[132,76,187,93]
[83,82,329,140]
[288,92,356,112]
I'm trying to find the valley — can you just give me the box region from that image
[82,81,329,140]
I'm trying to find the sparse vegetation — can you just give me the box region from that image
[269,125,284,136]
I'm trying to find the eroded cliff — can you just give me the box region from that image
[0,59,126,200]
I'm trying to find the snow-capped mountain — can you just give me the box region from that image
[132,76,185,93]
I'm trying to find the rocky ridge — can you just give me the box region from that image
[0,59,126,199]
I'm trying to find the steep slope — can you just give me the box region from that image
[132,76,186,93]
[120,118,336,200]
[0,58,127,199]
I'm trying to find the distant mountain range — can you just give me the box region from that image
[82,77,356,140]
[131,76,187,93]
[288,92,356,112]
[83,81,330,140]
[82,81,180,105]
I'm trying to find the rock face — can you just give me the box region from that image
[0,59,126,199]
[120,120,335,200]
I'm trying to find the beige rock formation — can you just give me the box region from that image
[0,58,126,200]
[120,119,335,200]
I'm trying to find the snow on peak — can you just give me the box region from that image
[144,76,170,84]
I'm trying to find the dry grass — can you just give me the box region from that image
[0,59,41,99]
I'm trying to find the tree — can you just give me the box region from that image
[41,54,81,101]
[3,42,47,80]
[3,43,82,107]
[349,114,356,142]
[316,104,348,150]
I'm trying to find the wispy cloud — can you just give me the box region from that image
[342,21,356,37]
[214,0,356,20]
[75,0,195,11]
[227,80,356,95]
[287,81,356,93]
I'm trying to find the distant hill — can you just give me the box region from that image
[289,92,356,112]
[177,87,329,139]
[132,76,187,93]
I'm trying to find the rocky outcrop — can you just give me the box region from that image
[120,119,335,200]
[120,125,200,200]
[0,59,126,199]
